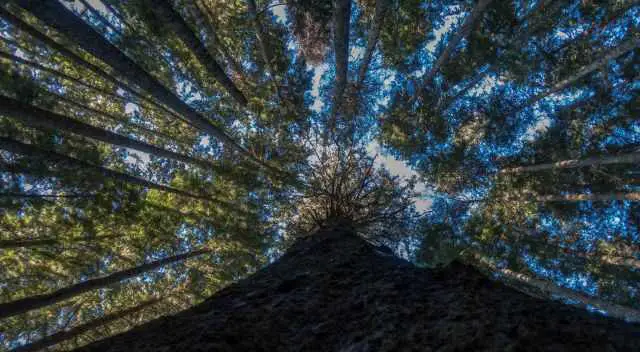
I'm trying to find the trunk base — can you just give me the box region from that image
[77,229,640,351]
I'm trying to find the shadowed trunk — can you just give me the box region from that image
[74,224,639,351]
[0,137,219,202]
[355,0,389,87]
[0,95,220,170]
[513,38,639,115]
[147,0,247,105]
[0,238,58,249]
[0,6,185,124]
[332,0,351,118]
[14,298,162,352]
[422,0,493,84]
[12,0,264,166]
[0,249,209,319]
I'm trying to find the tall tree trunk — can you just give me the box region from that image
[0,6,185,125]
[78,0,122,36]
[535,192,640,202]
[12,1,269,169]
[440,66,490,110]
[509,226,640,277]
[246,0,287,105]
[14,297,162,352]
[192,0,248,84]
[147,0,247,106]
[74,225,640,351]
[467,252,640,322]
[0,193,94,199]
[50,90,182,143]
[0,137,217,201]
[355,0,389,87]
[0,249,209,319]
[0,50,131,105]
[0,95,219,170]
[0,238,57,249]
[513,37,639,114]
[422,0,494,84]
[500,151,640,174]
[331,0,352,121]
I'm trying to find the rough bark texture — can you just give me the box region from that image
[75,225,639,351]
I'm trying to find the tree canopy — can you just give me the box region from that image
[0,0,638,350]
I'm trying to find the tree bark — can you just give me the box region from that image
[50,90,182,143]
[0,137,217,202]
[192,0,248,84]
[355,0,389,87]
[535,192,640,202]
[12,1,266,168]
[422,0,494,84]
[0,50,131,105]
[13,298,162,352]
[78,0,122,36]
[0,238,57,249]
[513,37,639,114]
[74,225,640,351]
[246,0,288,106]
[147,0,247,106]
[500,152,640,174]
[468,252,640,322]
[0,6,186,125]
[0,95,219,170]
[0,249,209,319]
[331,0,352,120]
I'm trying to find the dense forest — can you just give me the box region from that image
[0,0,638,350]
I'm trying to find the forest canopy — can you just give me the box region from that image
[0,0,638,350]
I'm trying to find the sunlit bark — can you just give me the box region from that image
[500,152,640,174]
[468,252,640,323]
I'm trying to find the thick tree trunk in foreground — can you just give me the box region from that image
[75,225,639,351]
